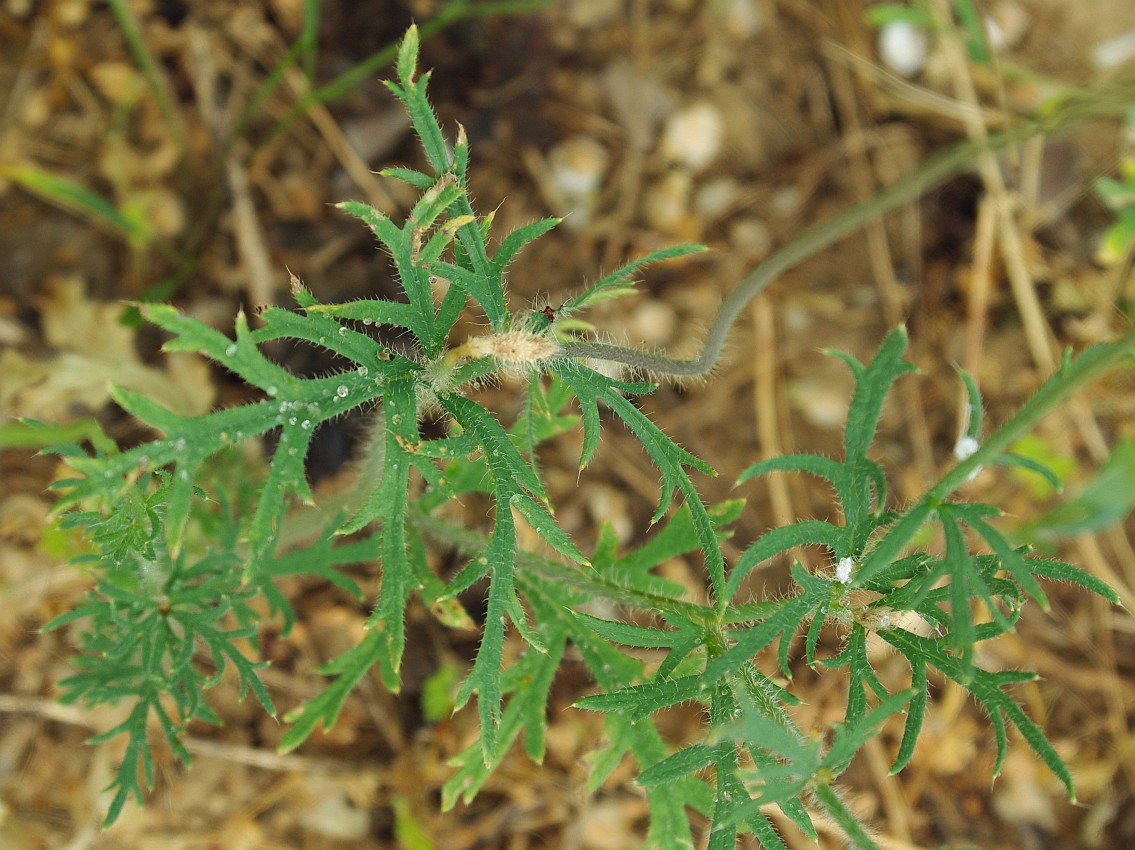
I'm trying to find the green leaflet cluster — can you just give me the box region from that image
[45,25,721,828]
[574,328,1123,848]
[44,452,371,824]
[42,24,1133,848]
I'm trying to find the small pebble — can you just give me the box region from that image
[1093,28,1135,70]
[627,300,678,345]
[729,217,773,260]
[987,1,1030,51]
[586,487,633,545]
[90,62,143,106]
[642,170,692,233]
[694,177,740,219]
[788,378,849,429]
[659,102,724,172]
[547,134,609,229]
[548,134,609,198]
[54,0,90,27]
[5,0,33,18]
[721,0,763,40]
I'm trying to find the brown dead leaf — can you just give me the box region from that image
[89,61,145,107]
[292,774,374,840]
[0,275,214,420]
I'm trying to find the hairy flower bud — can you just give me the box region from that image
[460,331,559,366]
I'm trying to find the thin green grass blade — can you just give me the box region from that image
[300,0,320,82]
[1,164,153,245]
[107,0,183,146]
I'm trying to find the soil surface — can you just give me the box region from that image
[2,1,1135,848]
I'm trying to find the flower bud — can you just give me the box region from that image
[461,331,559,366]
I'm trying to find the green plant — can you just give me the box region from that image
[43,26,1132,847]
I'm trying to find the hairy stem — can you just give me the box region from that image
[560,84,1134,378]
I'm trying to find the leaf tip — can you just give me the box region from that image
[397,25,420,83]
[276,737,300,756]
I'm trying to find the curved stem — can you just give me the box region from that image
[560,87,1133,378]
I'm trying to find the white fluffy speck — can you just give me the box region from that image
[878,21,929,77]
[954,435,980,462]
[836,557,855,584]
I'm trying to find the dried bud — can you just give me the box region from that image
[461,331,559,366]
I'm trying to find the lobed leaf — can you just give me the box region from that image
[490,216,561,277]
[443,586,569,804]
[1026,557,1121,603]
[559,244,707,315]
[882,626,1076,797]
[574,611,693,649]
[840,326,917,463]
[510,493,589,566]
[279,629,386,754]
[990,452,1064,491]
[575,674,705,718]
[554,361,724,605]
[727,519,845,599]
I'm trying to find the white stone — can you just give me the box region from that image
[642,171,692,233]
[1093,28,1135,70]
[659,102,724,172]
